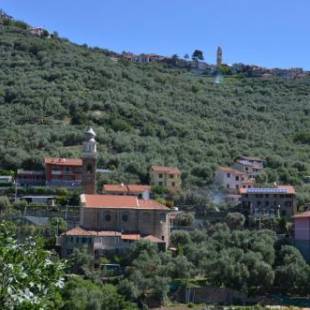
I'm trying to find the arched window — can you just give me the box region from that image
[105,213,111,222]
[122,213,129,222]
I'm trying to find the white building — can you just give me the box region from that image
[215,166,254,193]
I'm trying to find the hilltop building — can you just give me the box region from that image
[29,27,46,36]
[240,185,297,218]
[294,211,310,261]
[150,165,181,192]
[0,9,12,20]
[121,52,164,63]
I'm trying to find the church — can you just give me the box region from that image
[58,128,172,257]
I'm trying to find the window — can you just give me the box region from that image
[161,236,165,241]
[226,184,230,189]
[236,185,239,189]
[159,181,163,186]
[87,164,93,173]
[159,174,163,178]
[105,214,111,222]
[122,214,129,222]
[170,174,174,178]
[172,182,175,187]
[245,167,248,171]
[160,213,166,222]
[227,173,231,178]
[235,176,239,181]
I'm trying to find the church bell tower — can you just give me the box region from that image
[81,127,97,194]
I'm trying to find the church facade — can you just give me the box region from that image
[58,128,172,256]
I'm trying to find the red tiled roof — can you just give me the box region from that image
[81,194,169,210]
[150,165,181,175]
[293,211,310,219]
[44,157,82,166]
[217,166,246,175]
[127,184,151,193]
[121,233,141,241]
[103,184,127,193]
[61,227,165,243]
[103,184,151,194]
[61,226,121,237]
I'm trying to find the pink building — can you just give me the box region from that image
[294,211,310,261]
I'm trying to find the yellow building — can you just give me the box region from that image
[150,165,181,192]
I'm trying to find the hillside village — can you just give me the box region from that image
[0,9,310,309]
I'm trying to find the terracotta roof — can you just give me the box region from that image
[217,166,246,175]
[150,165,181,175]
[294,211,310,219]
[121,233,141,241]
[143,235,165,243]
[61,227,165,244]
[81,194,169,210]
[103,184,151,194]
[61,226,121,237]
[240,185,295,195]
[103,184,128,193]
[44,157,82,166]
[127,184,151,193]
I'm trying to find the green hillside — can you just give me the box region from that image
[0,22,310,190]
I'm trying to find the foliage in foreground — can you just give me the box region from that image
[0,222,65,309]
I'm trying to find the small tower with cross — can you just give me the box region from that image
[81,127,97,194]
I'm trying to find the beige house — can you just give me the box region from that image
[59,194,172,257]
[150,165,181,192]
[215,166,254,193]
[240,185,297,218]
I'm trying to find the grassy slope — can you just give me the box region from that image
[0,25,309,191]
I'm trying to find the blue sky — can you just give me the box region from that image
[2,0,310,69]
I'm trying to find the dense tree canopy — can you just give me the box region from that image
[0,23,309,196]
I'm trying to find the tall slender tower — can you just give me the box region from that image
[216,46,223,67]
[81,128,97,194]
